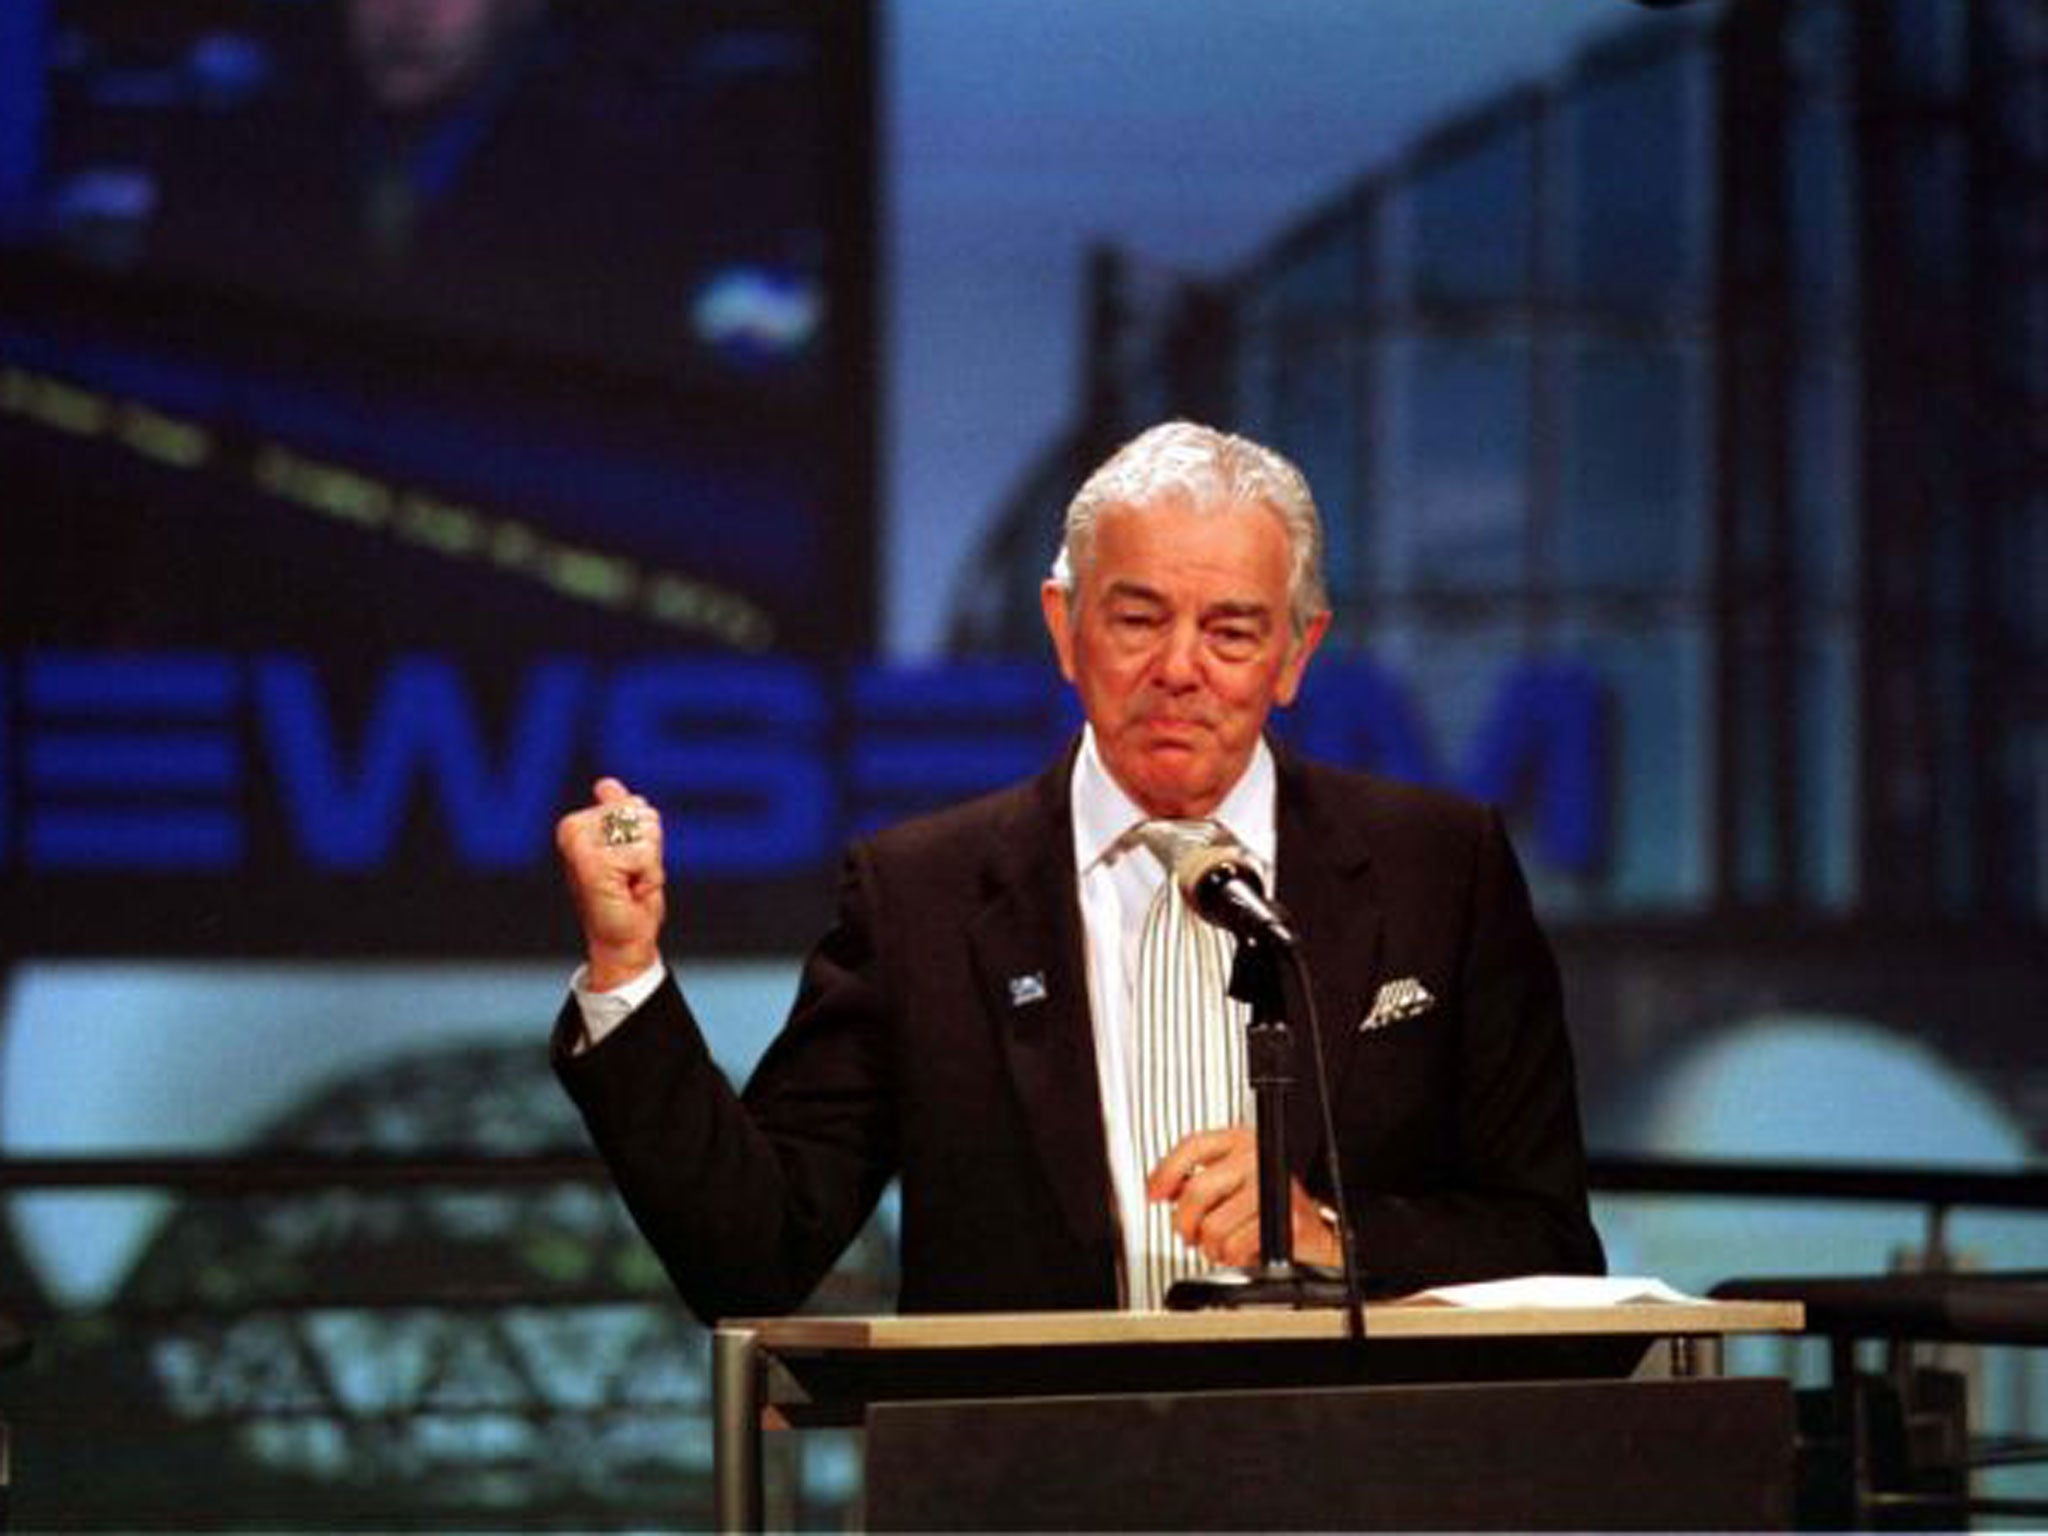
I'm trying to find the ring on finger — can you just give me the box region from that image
[600,806,644,847]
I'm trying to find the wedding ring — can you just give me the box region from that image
[600,806,644,847]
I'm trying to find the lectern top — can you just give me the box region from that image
[732,1298,1804,1351]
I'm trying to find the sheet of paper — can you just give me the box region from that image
[1399,1274,1707,1308]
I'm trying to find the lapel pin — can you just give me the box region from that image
[1007,972,1049,1008]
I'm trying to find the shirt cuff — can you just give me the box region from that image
[567,958,667,1053]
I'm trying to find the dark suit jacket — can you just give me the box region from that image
[555,745,1604,1324]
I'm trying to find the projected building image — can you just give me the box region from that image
[950,0,2048,1145]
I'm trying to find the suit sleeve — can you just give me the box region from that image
[1336,808,1606,1291]
[553,850,900,1325]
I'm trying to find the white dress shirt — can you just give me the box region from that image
[570,956,665,1049]
[1067,727,1277,1305]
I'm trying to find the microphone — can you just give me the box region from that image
[1175,845,1298,947]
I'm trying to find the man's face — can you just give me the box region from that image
[1041,498,1328,819]
[347,0,533,114]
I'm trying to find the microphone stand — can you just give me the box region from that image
[1164,927,1361,1328]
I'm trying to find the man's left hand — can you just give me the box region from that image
[1146,1126,1340,1269]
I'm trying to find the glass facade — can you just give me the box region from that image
[960,0,2045,928]
[1564,42,1701,315]
[1265,25,1725,918]
[1390,335,1531,595]
[1406,108,1536,307]
[1558,341,1699,597]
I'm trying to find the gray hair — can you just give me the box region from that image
[1050,420,1330,635]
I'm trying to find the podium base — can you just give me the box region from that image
[1165,1263,1353,1311]
[866,1377,1797,1530]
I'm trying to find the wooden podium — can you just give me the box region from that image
[713,1298,1804,1531]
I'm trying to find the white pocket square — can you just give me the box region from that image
[1361,977,1435,1032]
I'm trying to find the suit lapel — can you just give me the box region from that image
[967,757,1116,1257]
[1274,749,1384,1174]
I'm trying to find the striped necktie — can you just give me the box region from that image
[1127,818,1250,1309]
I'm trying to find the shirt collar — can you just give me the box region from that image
[1069,726,1278,876]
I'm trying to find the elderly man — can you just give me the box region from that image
[345,0,548,119]
[554,421,1603,1322]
